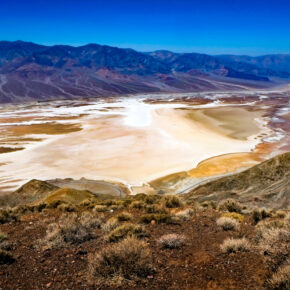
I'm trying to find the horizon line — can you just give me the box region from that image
[2,39,290,57]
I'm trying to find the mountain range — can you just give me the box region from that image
[0,41,290,103]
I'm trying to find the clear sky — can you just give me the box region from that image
[1,0,290,55]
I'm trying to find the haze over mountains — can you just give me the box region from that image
[0,40,290,103]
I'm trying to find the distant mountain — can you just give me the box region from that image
[0,41,289,103]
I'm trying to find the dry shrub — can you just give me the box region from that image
[46,199,63,209]
[267,264,290,290]
[116,212,132,222]
[200,200,216,209]
[139,213,172,224]
[0,232,7,243]
[145,204,168,214]
[175,208,194,221]
[57,203,76,212]
[252,207,272,224]
[88,236,154,286]
[161,195,183,208]
[0,249,14,264]
[93,205,107,212]
[272,210,286,219]
[217,199,242,213]
[39,213,101,249]
[129,201,145,209]
[220,237,250,253]
[255,226,290,271]
[106,223,147,242]
[223,212,244,222]
[158,234,185,249]
[102,217,119,233]
[217,217,239,231]
[0,208,18,224]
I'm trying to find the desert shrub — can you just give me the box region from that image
[116,212,132,222]
[46,199,63,209]
[110,205,120,211]
[220,237,250,253]
[103,199,118,206]
[145,204,168,214]
[267,264,290,290]
[175,208,194,221]
[79,212,102,228]
[34,203,47,212]
[217,199,242,213]
[0,232,7,243]
[272,210,286,219]
[161,195,182,208]
[0,249,14,264]
[217,217,239,231]
[0,208,18,224]
[223,212,244,222]
[93,205,107,212]
[144,195,161,205]
[88,236,154,286]
[57,203,76,212]
[139,213,172,224]
[257,219,285,229]
[106,224,147,242]
[129,201,145,210]
[102,217,119,233]
[39,213,99,249]
[200,200,216,209]
[255,226,290,271]
[158,234,185,249]
[252,208,272,224]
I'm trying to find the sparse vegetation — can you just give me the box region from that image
[200,200,216,209]
[252,207,272,224]
[267,265,290,290]
[222,212,244,222]
[217,216,240,231]
[217,199,242,213]
[87,236,154,286]
[174,208,194,221]
[220,237,250,253]
[102,217,119,233]
[139,213,172,224]
[106,223,147,242]
[0,249,14,264]
[116,211,132,222]
[39,213,101,249]
[161,195,182,208]
[0,232,7,243]
[158,234,185,249]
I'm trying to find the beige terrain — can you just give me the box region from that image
[0,93,288,194]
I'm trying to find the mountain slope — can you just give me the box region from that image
[0,41,289,103]
[184,152,290,209]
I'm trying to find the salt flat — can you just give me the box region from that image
[0,92,288,193]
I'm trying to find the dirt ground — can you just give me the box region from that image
[0,208,268,290]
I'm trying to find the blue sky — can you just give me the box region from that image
[1,0,290,55]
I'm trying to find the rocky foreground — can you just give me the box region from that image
[0,153,289,289]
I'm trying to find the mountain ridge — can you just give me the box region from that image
[0,41,289,103]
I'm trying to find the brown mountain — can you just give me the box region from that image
[0,41,289,103]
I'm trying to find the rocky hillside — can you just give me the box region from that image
[185,152,290,209]
[1,41,289,103]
